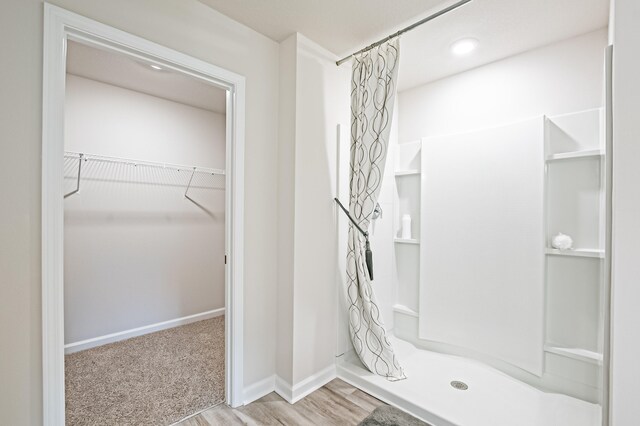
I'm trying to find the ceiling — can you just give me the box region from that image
[66,40,227,114]
[197,0,446,56]
[198,0,609,91]
[397,0,609,90]
[66,1,609,101]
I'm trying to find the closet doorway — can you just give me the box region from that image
[42,5,245,425]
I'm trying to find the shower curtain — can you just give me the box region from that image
[346,38,405,381]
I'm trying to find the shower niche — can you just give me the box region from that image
[392,140,421,318]
[543,108,605,402]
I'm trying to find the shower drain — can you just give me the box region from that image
[450,380,468,390]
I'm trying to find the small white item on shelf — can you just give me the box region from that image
[551,232,573,250]
[401,214,412,240]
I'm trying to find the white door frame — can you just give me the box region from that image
[42,4,245,424]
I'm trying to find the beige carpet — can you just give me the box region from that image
[65,316,225,426]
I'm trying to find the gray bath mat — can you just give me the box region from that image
[358,405,431,426]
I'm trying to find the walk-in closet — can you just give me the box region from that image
[62,40,227,425]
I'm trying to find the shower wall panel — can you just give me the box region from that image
[419,118,545,376]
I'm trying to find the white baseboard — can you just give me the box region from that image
[244,375,276,405]
[275,364,337,404]
[291,364,336,403]
[274,375,293,403]
[64,308,225,354]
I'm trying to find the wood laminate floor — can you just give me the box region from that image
[176,378,386,425]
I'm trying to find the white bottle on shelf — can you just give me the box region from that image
[401,214,412,240]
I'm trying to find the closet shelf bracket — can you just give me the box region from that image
[184,167,217,218]
[184,167,197,203]
[64,153,84,199]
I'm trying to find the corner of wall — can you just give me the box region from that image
[243,374,276,405]
[275,32,298,385]
[275,30,350,394]
[275,364,337,404]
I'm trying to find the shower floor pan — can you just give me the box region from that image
[336,337,600,426]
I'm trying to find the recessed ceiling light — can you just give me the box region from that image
[450,38,478,56]
[149,64,163,70]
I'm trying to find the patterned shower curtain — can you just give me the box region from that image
[346,38,405,381]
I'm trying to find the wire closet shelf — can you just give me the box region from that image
[63,151,226,199]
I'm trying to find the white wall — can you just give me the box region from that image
[65,75,226,168]
[0,1,279,423]
[276,34,296,386]
[399,29,607,142]
[610,0,640,423]
[291,35,350,385]
[275,33,351,394]
[63,75,225,344]
[0,2,43,424]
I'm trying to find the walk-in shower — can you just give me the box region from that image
[334,5,611,422]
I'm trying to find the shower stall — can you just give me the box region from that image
[335,30,611,426]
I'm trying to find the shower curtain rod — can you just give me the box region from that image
[335,0,473,66]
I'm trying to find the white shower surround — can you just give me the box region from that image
[336,27,609,425]
[338,337,601,426]
[390,27,606,382]
[419,117,545,377]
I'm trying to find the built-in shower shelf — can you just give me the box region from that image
[545,248,604,258]
[544,345,603,365]
[545,149,604,161]
[395,170,420,177]
[394,238,420,245]
[392,304,419,318]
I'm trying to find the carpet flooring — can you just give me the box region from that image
[65,316,225,426]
